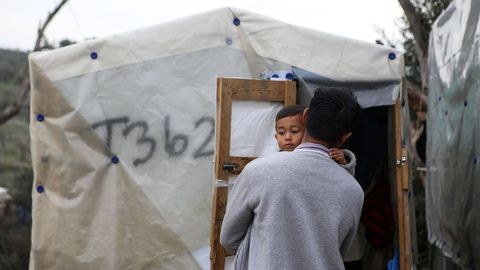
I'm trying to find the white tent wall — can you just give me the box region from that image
[427,0,480,269]
[29,7,404,269]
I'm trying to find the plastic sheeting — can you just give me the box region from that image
[29,7,403,269]
[427,0,480,268]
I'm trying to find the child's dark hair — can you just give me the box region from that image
[306,87,361,145]
[275,104,307,122]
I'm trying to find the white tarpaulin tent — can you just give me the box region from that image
[29,7,405,269]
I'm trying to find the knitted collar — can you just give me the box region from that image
[294,142,330,156]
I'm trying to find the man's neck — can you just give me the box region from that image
[302,133,333,148]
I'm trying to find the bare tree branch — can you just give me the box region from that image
[410,121,425,162]
[34,0,69,51]
[0,68,30,126]
[406,79,428,112]
[0,0,69,126]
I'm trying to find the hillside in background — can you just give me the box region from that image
[0,48,31,270]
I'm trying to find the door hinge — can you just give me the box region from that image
[396,156,407,166]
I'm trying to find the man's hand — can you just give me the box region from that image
[329,148,347,165]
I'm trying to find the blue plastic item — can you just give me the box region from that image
[387,248,399,270]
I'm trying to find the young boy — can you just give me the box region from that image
[275,105,356,172]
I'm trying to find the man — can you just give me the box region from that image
[220,87,364,269]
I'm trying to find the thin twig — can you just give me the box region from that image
[0,0,69,126]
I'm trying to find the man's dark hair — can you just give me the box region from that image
[275,104,307,122]
[306,87,361,145]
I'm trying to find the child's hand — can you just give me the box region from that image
[329,148,347,165]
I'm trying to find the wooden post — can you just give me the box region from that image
[209,78,232,270]
[393,79,412,270]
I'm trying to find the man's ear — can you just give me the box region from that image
[302,108,309,123]
[338,132,352,146]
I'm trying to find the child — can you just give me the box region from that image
[274,105,356,173]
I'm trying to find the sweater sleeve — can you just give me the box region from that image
[220,166,254,253]
[340,149,356,176]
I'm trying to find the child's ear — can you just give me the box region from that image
[274,134,277,140]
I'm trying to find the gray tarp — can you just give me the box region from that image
[427,0,480,268]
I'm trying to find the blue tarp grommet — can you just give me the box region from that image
[464,100,468,106]
[233,17,240,26]
[388,52,396,60]
[111,156,119,164]
[90,52,98,60]
[272,74,279,78]
[225,37,233,46]
[286,73,293,80]
[36,114,44,122]
[36,185,45,193]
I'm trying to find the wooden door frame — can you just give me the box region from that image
[210,77,296,270]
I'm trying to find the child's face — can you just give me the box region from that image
[275,114,305,151]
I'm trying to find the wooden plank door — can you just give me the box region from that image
[210,78,296,270]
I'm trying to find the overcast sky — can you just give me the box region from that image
[1,0,405,51]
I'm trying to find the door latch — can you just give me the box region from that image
[222,162,239,172]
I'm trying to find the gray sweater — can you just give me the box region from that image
[220,143,364,270]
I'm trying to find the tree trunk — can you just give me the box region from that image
[398,0,432,188]
[397,0,430,91]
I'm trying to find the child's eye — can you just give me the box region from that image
[278,131,285,135]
